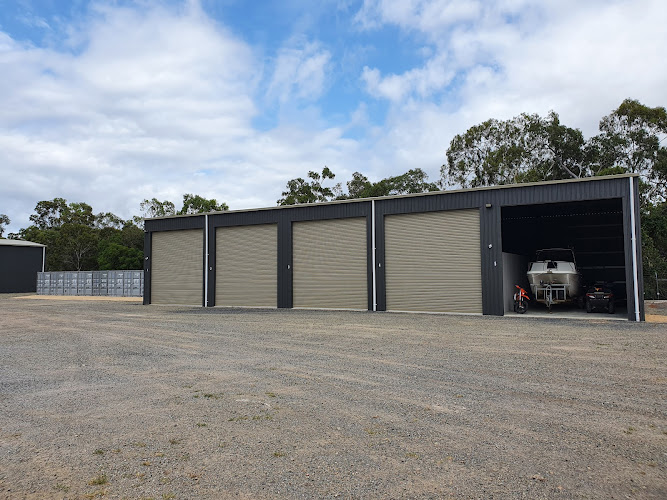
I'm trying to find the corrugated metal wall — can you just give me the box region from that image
[151,229,203,305]
[292,217,367,309]
[215,224,277,307]
[143,176,642,320]
[384,209,482,313]
[0,246,43,293]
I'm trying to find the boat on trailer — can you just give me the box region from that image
[527,248,582,309]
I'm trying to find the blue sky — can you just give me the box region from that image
[1,0,666,234]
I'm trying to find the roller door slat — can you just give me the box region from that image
[385,210,481,313]
[293,218,367,310]
[151,230,203,305]
[216,224,277,307]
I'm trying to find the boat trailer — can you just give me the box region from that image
[534,284,569,311]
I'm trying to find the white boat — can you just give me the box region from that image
[527,248,581,306]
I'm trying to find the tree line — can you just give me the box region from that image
[0,98,664,296]
[0,194,228,271]
[275,99,666,299]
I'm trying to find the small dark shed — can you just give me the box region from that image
[0,239,46,293]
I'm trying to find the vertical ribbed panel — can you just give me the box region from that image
[215,224,277,307]
[151,229,203,305]
[293,218,367,310]
[385,209,482,313]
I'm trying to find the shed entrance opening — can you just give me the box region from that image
[501,199,627,319]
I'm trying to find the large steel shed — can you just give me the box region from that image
[143,174,645,321]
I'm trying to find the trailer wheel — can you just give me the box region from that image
[586,300,592,313]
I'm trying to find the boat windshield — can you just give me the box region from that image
[536,249,575,262]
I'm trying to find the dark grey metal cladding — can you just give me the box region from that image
[365,211,374,311]
[490,176,629,205]
[373,176,637,316]
[202,227,207,307]
[143,231,151,305]
[374,208,386,311]
[143,175,642,320]
[0,246,43,293]
[480,205,503,315]
[278,211,292,308]
[373,189,497,314]
[207,202,372,309]
[492,176,639,319]
[144,215,205,232]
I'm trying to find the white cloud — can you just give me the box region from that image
[267,40,332,103]
[0,3,350,233]
[1,0,666,236]
[355,0,483,32]
[362,52,454,101]
[353,0,667,185]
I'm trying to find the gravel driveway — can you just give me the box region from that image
[1,296,665,499]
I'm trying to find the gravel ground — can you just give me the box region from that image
[0,296,665,499]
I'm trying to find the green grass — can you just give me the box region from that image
[88,474,108,486]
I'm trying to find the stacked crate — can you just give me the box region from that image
[130,271,143,297]
[55,273,65,295]
[36,272,47,295]
[36,271,144,297]
[80,272,93,296]
[96,271,109,296]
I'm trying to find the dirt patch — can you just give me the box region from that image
[0,297,665,499]
[646,300,667,315]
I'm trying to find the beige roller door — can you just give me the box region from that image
[215,224,277,307]
[385,209,481,313]
[151,229,203,305]
[293,217,367,310]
